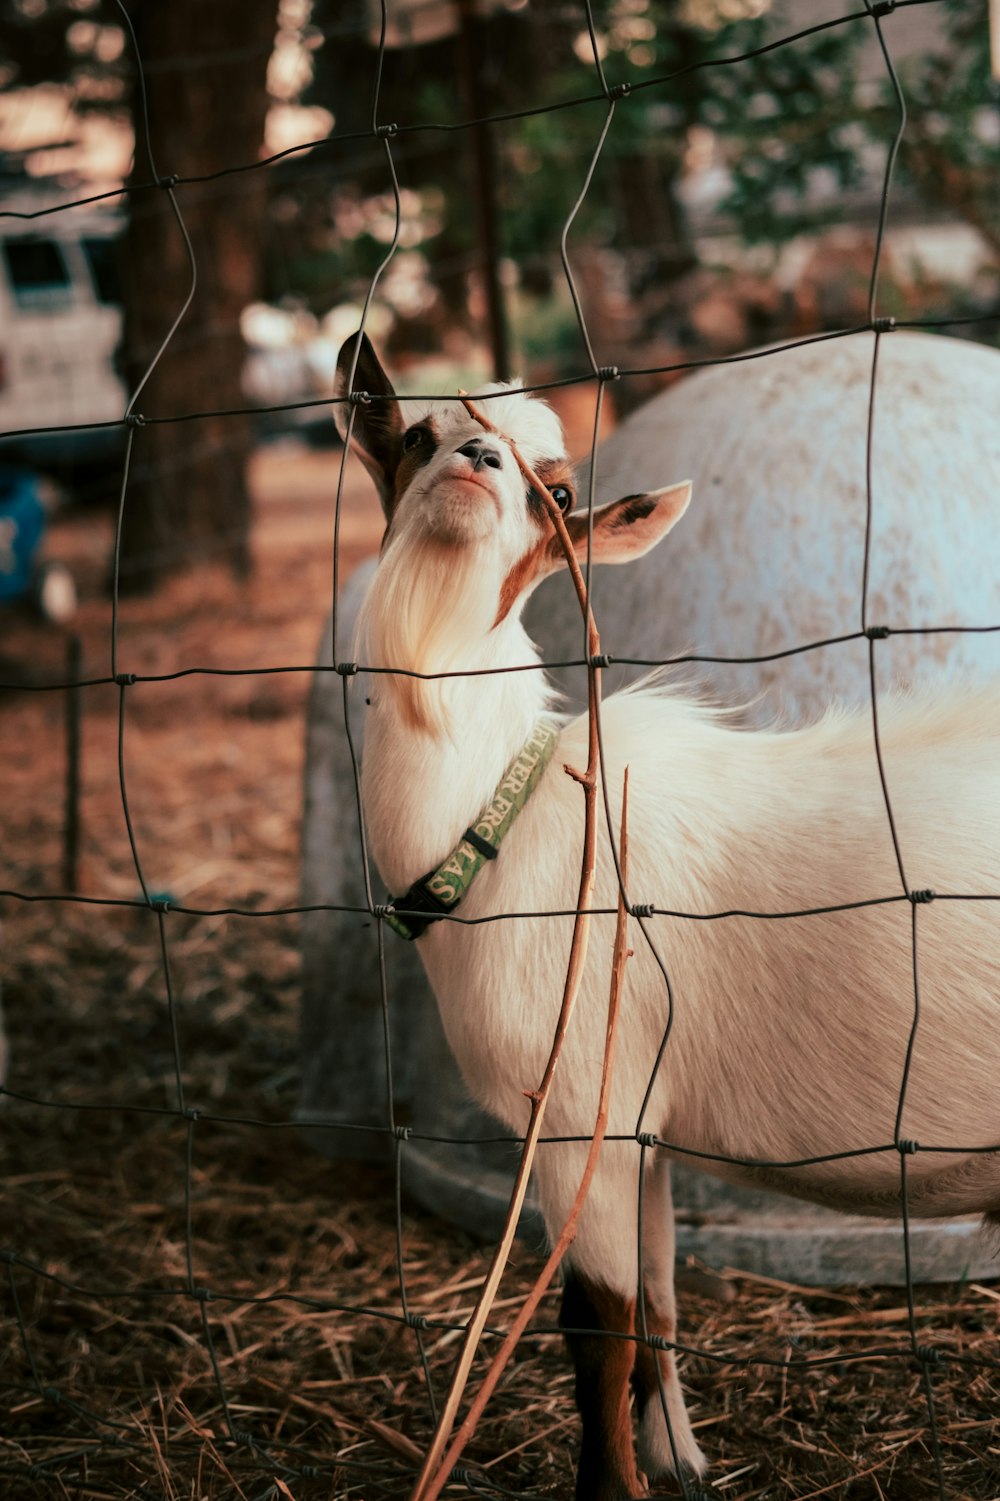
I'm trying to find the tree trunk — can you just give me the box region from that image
[118,0,276,592]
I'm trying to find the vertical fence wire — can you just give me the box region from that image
[1,0,999,1497]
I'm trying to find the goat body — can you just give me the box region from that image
[335,333,1000,1498]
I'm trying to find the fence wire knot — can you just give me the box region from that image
[335,660,359,676]
[598,365,620,382]
[184,1106,200,1121]
[608,81,631,100]
[231,1429,256,1448]
[405,1312,430,1330]
[897,1138,920,1155]
[43,1387,62,1404]
[151,896,171,913]
[157,173,180,190]
[393,1124,412,1141]
[375,122,398,138]
[863,624,891,640]
[871,314,897,331]
[450,1468,478,1485]
[125,411,147,428]
[909,888,935,905]
[645,1333,677,1352]
[914,1344,943,1366]
[372,902,394,919]
[869,1,897,17]
[589,652,613,668]
[630,902,656,919]
[114,672,137,687]
[636,1131,659,1149]
[193,1286,214,1302]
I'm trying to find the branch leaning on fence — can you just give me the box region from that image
[414,770,634,1501]
[406,391,608,1501]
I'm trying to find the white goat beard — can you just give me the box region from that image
[359,533,501,738]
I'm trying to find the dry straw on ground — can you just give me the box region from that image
[2,451,999,1500]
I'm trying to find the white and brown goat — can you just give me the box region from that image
[334,332,1000,1498]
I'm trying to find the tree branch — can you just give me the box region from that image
[407,392,606,1501]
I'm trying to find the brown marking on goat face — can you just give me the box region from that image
[493,456,579,626]
[560,1271,643,1501]
[494,537,551,626]
[380,418,440,549]
[528,456,578,525]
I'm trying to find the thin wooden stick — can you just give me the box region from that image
[408,393,606,1501]
[416,772,633,1501]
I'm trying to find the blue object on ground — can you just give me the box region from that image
[0,466,45,603]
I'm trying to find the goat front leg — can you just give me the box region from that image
[632,1154,706,1488]
[560,1268,642,1501]
[541,1144,645,1501]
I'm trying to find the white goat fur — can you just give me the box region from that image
[337,338,1000,1488]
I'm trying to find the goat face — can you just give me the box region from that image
[333,332,692,630]
[334,332,572,561]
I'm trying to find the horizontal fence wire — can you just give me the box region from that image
[2,0,999,1497]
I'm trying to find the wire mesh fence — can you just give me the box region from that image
[2,0,1000,1497]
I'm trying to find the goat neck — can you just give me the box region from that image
[358,528,554,898]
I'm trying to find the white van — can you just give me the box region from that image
[0,184,126,471]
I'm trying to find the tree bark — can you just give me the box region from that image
[118,0,276,592]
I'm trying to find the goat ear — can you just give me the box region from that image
[552,481,691,567]
[333,331,403,515]
[498,483,691,624]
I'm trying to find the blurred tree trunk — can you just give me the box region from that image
[118,0,276,592]
[616,151,698,293]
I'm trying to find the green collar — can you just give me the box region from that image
[385,720,559,941]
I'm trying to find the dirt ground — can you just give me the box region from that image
[2,436,999,1501]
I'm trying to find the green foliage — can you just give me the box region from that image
[302,0,997,302]
[707,0,997,249]
[302,0,754,286]
[706,16,869,243]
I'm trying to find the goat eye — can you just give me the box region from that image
[549,485,574,514]
[402,427,423,452]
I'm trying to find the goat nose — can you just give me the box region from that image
[457,439,502,472]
